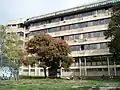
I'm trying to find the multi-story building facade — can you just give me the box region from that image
[7,0,120,78]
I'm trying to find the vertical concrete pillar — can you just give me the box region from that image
[79,58,81,76]
[60,60,62,77]
[34,64,37,76]
[107,57,110,76]
[95,10,97,17]
[39,68,40,76]
[38,61,41,76]
[114,61,116,76]
[19,65,23,75]
[60,68,62,77]
[28,65,31,76]
[84,58,87,76]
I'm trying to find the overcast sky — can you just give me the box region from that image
[0,0,99,24]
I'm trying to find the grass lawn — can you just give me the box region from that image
[0,79,120,90]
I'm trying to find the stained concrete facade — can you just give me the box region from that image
[7,0,120,78]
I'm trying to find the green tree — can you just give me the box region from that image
[25,33,73,78]
[104,2,120,62]
[0,25,6,67]
[4,29,24,80]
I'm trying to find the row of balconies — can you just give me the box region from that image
[48,24,108,37]
[66,37,106,45]
[20,65,120,71]
[70,48,110,57]
[6,27,24,33]
[69,65,120,69]
[67,37,110,46]
[26,35,110,47]
[29,13,111,31]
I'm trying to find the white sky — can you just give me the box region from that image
[0,0,100,24]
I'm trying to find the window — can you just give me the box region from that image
[97,9,105,14]
[81,60,85,66]
[12,24,16,26]
[87,62,91,66]
[103,68,108,71]
[17,32,24,36]
[74,34,81,39]
[69,35,74,40]
[100,43,107,49]
[70,45,81,51]
[104,19,110,24]
[74,23,79,29]
[31,69,35,72]
[116,68,120,71]
[92,62,97,66]
[82,22,88,27]
[84,44,90,50]
[64,15,75,20]
[97,61,102,66]
[70,24,76,29]
[93,20,99,25]
[83,11,94,16]
[83,33,88,38]
[102,61,107,65]
[48,27,60,33]
[23,69,28,72]
[61,17,64,21]
[88,22,93,26]
[64,25,70,30]
[90,44,97,50]
[61,36,64,40]
[25,33,29,37]
[89,33,94,38]
[40,69,43,72]
[51,18,60,23]
[94,32,101,37]
[81,45,84,50]
[64,36,69,40]
[98,68,102,71]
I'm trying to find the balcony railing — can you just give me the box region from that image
[49,24,108,37]
[29,13,110,31]
[70,48,110,57]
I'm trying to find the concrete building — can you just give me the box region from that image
[7,0,120,78]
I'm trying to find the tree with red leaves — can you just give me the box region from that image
[25,33,73,78]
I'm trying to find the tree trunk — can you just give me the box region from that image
[48,67,57,78]
[43,67,47,78]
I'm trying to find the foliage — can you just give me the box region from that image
[0,25,24,80]
[25,33,73,77]
[0,25,6,66]
[4,32,24,67]
[104,2,120,61]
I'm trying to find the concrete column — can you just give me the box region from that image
[60,60,62,77]
[79,58,81,76]
[84,58,87,76]
[38,61,41,76]
[95,10,97,16]
[34,64,37,76]
[21,65,24,75]
[38,68,40,76]
[114,61,116,76]
[60,68,62,77]
[28,65,31,76]
[107,57,110,76]
[19,65,23,75]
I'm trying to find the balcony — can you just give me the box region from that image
[66,37,110,46]
[70,48,110,57]
[6,27,25,33]
[29,13,110,31]
[49,24,108,37]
